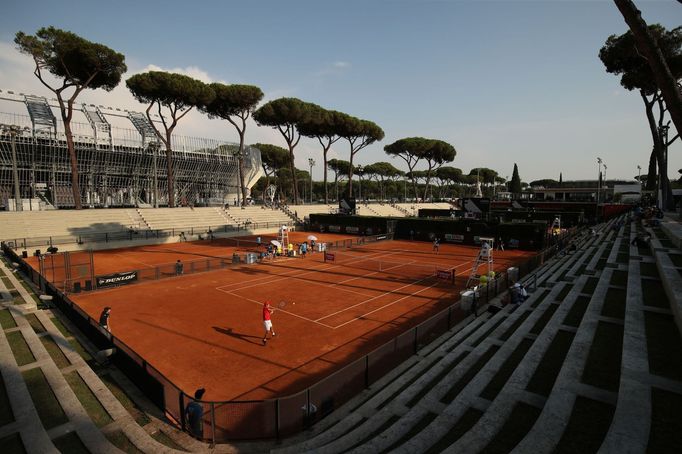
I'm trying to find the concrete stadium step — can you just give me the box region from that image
[393,278,581,453]
[0,258,193,453]
[275,276,555,453]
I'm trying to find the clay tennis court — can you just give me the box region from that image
[35,233,535,402]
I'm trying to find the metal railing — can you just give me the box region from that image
[2,221,292,250]
[0,227,577,443]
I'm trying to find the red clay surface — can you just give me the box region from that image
[42,234,535,402]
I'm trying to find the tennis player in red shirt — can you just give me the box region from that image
[262,302,276,345]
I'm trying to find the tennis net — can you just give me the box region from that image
[325,251,455,283]
[216,237,263,252]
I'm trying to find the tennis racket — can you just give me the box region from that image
[278,300,287,309]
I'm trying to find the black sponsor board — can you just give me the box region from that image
[96,271,138,289]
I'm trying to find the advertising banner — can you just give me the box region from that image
[96,271,138,289]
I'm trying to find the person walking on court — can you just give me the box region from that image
[99,307,112,332]
[433,237,440,254]
[262,301,276,345]
[185,388,205,438]
[175,259,184,275]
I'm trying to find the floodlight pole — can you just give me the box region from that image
[308,158,315,204]
[357,165,363,201]
[2,124,23,211]
[596,157,602,209]
[603,164,607,202]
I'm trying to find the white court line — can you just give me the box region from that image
[316,256,479,326]
[215,250,403,293]
[316,267,438,322]
[332,280,442,329]
[216,287,335,328]
[109,253,155,268]
[326,260,416,289]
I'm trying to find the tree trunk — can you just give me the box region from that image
[347,151,354,199]
[642,92,675,210]
[614,0,682,139]
[288,147,299,205]
[64,122,82,209]
[323,149,329,204]
[334,172,339,202]
[646,149,657,191]
[412,178,418,202]
[238,132,248,206]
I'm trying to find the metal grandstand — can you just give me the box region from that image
[0,89,263,209]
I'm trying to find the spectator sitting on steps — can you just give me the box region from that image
[630,234,651,248]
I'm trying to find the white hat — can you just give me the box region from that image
[513,282,521,288]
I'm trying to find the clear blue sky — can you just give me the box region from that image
[1,0,680,183]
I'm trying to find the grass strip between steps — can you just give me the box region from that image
[151,430,188,451]
[648,387,682,453]
[644,312,682,381]
[382,412,438,453]
[526,330,575,396]
[40,335,71,369]
[601,288,626,320]
[499,310,532,341]
[64,370,113,428]
[50,316,72,338]
[424,408,483,454]
[562,295,590,328]
[100,373,151,426]
[21,367,68,430]
[53,431,89,454]
[0,370,15,426]
[406,352,469,407]
[0,308,17,329]
[553,396,615,454]
[6,331,35,366]
[441,346,500,404]
[480,338,535,401]
[24,313,46,334]
[106,429,145,453]
[0,432,26,454]
[529,303,559,335]
[376,356,441,410]
[641,279,669,309]
[479,402,542,454]
[347,415,400,451]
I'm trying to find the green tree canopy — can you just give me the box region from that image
[510,163,522,196]
[252,143,290,190]
[529,179,559,188]
[15,26,127,209]
[436,166,463,183]
[599,24,682,209]
[126,71,214,207]
[384,137,434,200]
[201,83,263,205]
[253,97,317,204]
[337,116,384,197]
[298,107,347,203]
[421,139,456,200]
[328,158,351,201]
[468,168,498,185]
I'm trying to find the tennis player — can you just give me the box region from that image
[262,301,276,345]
